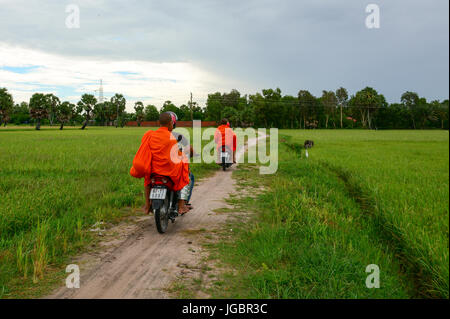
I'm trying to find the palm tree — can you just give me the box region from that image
[57,101,75,130]
[336,87,348,129]
[0,88,14,127]
[134,101,144,127]
[110,94,126,127]
[29,93,50,130]
[77,94,97,129]
[321,90,337,129]
[46,93,60,126]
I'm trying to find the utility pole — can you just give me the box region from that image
[190,92,193,121]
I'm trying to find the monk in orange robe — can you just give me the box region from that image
[130,112,190,215]
[214,118,237,163]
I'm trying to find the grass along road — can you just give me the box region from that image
[208,130,448,298]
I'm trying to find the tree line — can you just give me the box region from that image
[0,90,129,130]
[202,87,448,130]
[0,87,448,130]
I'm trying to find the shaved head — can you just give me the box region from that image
[159,112,172,126]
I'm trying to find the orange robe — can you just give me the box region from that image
[214,125,237,152]
[130,127,190,191]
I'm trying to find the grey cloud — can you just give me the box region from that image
[0,0,448,102]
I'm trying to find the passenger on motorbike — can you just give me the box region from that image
[165,111,196,209]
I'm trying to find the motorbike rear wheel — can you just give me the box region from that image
[222,156,226,171]
[154,195,169,233]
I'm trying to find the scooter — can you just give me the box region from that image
[220,145,233,171]
[149,174,179,234]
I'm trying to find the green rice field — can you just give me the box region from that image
[0,127,448,298]
[0,126,216,298]
[212,130,448,298]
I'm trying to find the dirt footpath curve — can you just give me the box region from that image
[48,133,265,299]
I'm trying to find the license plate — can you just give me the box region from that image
[150,188,167,200]
[221,152,228,158]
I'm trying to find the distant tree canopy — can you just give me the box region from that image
[160,100,183,119]
[57,101,75,130]
[1,86,448,129]
[0,88,14,126]
[134,101,144,126]
[77,94,97,129]
[29,93,50,130]
[110,93,126,127]
[144,104,159,121]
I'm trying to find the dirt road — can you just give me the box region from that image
[48,134,263,299]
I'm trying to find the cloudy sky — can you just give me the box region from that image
[0,0,448,111]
